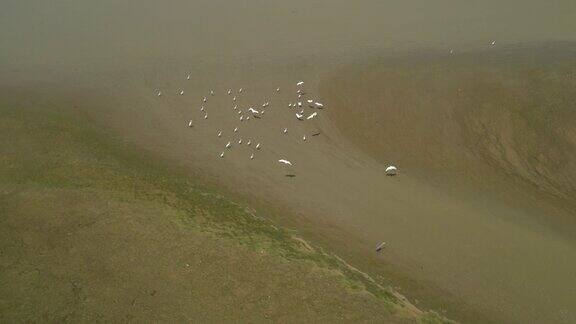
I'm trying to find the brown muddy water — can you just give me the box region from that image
[2,1,576,323]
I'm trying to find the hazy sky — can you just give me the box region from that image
[2,0,575,67]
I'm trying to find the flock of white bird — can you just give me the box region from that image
[156,76,399,177]
[156,78,331,172]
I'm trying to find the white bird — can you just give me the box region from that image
[250,154,254,160]
[278,159,292,166]
[217,131,222,137]
[296,81,304,86]
[261,110,265,115]
[490,40,496,46]
[233,105,238,110]
[238,139,243,144]
[385,165,398,176]
[157,90,162,97]
[297,102,302,107]
[203,97,207,102]
[256,143,261,150]
[248,107,260,114]
[246,116,250,120]
[276,87,280,92]
[233,96,237,102]
[200,106,205,112]
[306,112,317,120]
[180,90,184,95]
[226,141,232,148]
[238,88,243,93]
[210,90,214,96]
[296,113,304,120]
[247,140,251,146]
[204,114,208,119]
[187,75,191,80]
[302,135,307,141]
[238,110,242,115]
[449,49,454,54]
[234,127,238,132]
[227,89,232,95]
[307,99,313,104]
[314,102,324,108]
[220,152,224,158]
[376,242,386,252]
[188,120,193,127]
[283,128,288,134]
[240,116,244,121]
[298,94,302,98]
[288,103,293,107]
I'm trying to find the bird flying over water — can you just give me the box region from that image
[307,112,317,120]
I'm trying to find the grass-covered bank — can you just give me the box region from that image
[0,92,448,323]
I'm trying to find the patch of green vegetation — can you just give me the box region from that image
[0,103,449,323]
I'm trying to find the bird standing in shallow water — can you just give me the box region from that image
[385,165,398,176]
